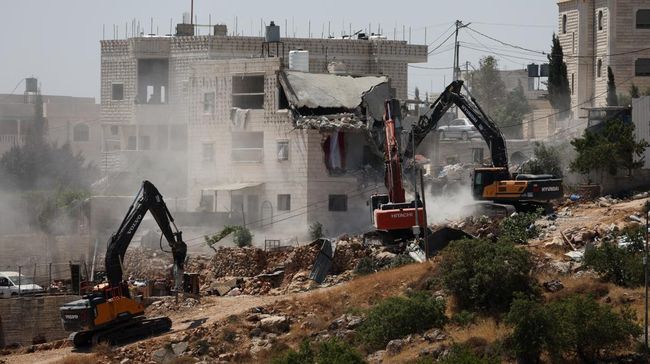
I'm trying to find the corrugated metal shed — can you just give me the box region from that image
[632,96,650,169]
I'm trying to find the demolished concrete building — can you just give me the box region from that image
[188,57,398,236]
[98,22,427,240]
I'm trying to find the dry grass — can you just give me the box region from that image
[546,276,611,301]
[54,354,98,364]
[448,317,509,344]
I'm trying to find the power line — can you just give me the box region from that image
[467,26,546,55]
[469,21,554,29]
[461,43,545,63]
[409,65,454,70]
[426,23,455,47]
[428,30,456,55]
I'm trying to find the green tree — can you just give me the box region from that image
[547,34,571,112]
[440,239,538,313]
[607,66,618,106]
[570,119,648,181]
[0,93,95,235]
[492,82,531,139]
[470,56,506,115]
[523,142,564,177]
[505,297,554,364]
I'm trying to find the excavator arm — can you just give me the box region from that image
[404,80,508,168]
[105,180,187,290]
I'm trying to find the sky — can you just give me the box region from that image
[0,0,558,100]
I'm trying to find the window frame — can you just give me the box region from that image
[597,59,603,78]
[231,131,264,163]
[328,194,348,212]
[562,14,567,34]
[277,194,291,211]
[635,58,650,76]
[111,83,124,101]
[72,123,90,142]
[637,9,650,29]
[203,92,215,114]
[598,10,603,31]
[231,74,265,109]
[277,139,289,161]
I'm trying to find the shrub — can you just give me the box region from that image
[584,227,645,287]
[498,210,541,244]
[309,221,324,240]
[505,295,642,363]
[271,338,364,364]
[358,292,446,350]
[390,253,414,268]
[354,256,378,275]
[440,239,538,313]
[204,225,253,249]
[523,142,564,177]
[505,297,555,364]
[438,344,501,364]
[451,310,477,327]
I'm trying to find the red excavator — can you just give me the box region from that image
[370,99,425,243]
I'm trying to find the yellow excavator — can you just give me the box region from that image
[404,80,563,214]
[60,180,187,347]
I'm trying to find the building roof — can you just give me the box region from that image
[280,71,389,109]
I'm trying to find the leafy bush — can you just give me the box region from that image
[584,227,645,287]
[358,292,446,350]
[438,344,500,364]
[523,142,564,177]
[309,221,324,240]
[498,210,541,244]
[440,239,537,313]
[271,338,364,364]
[354,257,378,275]
[505,297,555,364]
[205,225,253,250]
[505,295,642,363]
[451,310,477,327]
[390,254,414,268]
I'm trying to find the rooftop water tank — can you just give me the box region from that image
[265,21,280,42]
[25,77,38,93]
[540,63,550,77]
[527,63,539,78]
[289,50,309,72]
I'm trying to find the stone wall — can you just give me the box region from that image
[0,295,80,347]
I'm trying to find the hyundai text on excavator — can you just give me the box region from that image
[406,80,563,214]
[370,81,562,241]
[60,181,188,347]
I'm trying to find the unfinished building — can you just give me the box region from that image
[99,23,426,237]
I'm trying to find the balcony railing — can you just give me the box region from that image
[0,134,25,145]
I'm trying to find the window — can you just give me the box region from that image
[597,59,603,78]
[137,59,169,104]
[110,125,119,135]
[637,9,650,29]
[277,140,289,160]
[139,135,151,150]
[112,83,124,101]
[127,136,137,150]
[199,191,215,212]
[203,92,215,114]
[277,194,291,211]
[73,123,89,142]
[328,194,348,212]
[232,75,265,109]
[571,73,575,95]
[562,14,567,34]
[636,59,650,76]
[232,131,264,162]
[598,10,603,31]
[202,142,214,162]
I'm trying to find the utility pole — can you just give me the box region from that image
[452,20,470,117]
[452,20,470,82]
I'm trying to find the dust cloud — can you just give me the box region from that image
[424,186,477,224]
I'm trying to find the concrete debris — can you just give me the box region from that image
[564,250,585,262]
[543,279,564,292]
[259,315,290,334]
[386,339,404,355]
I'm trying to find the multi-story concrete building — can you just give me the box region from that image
[557,0,650,119]
[99,24,427,235]
[0,85,100,163]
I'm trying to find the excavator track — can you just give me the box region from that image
[71,316,172,347]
